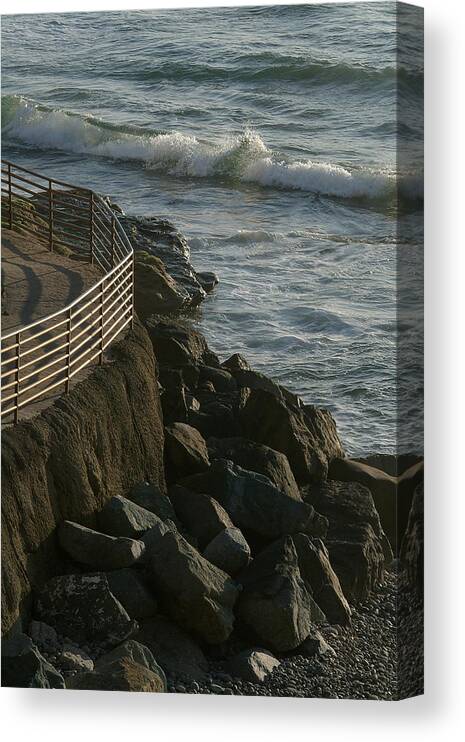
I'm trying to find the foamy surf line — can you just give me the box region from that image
[2,95,423,201]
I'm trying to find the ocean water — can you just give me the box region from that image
[1,3,423,455]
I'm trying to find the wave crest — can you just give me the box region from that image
[2,95,422,202]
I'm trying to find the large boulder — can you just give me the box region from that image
[35,573,136,646]
[66,657,165,692]
[228,648,280,683]
[198,365,237,393]
[134,250,190,319]
[203,527,251,575]
[133,616,208,680]
[165,422,210,481]
[58,520,145,570]
[95,639,167,690]
[169,485,234,548]
[291,534,351,625]
[208,437,302,501]
[304,480,387,600]
[328,457,423,554]
[400,482,424,592]
[127,481,179,524]
[326,524,385,601]
[106,568,158,619]
[146,529,239,644]
[1,633,65,689]
[181,460,327,542]
[98,495,164,538]
[240,388,344,483]
[146,319,219,369]
[237,536,313,652]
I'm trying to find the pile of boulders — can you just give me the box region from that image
[1,319,422,694]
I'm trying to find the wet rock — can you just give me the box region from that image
[106,568,158,619]
[58,520,145,570]
[240,388,344,484]
[95,639,166,690]
[228,648,280,683]
[208,437,302,501]
[128,481,178,524]
[165,422,210,480]
[35,573,136,646]
[120,214,207,309]
[146,529,239,644]
[169,485,233,548]
[196,271,219,293]
[98,495,163,538]
[1,633,65,689]
[237,536,313,652]
[292,534,351,625]
[221,353,251,374]
[204,527,251,575]
[66,657,165,692]
[181,460,327,542]
[134,616,209,680]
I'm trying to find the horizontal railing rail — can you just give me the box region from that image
[1,160,134,423]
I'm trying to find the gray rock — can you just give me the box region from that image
[299,629,336,658]
[228,648,280,683]
[292,534,352,625]
[35,573,136,646]
[181,460,327,542]
[96,639,166,690]
[58,520,145,570]
[57,645,94,672]
[165,422,210,480]
[98,495,163,538]
[146,529,239,644]
[28,620,58,649]
[240,388,344,483]
[134,616,208,680]
[208,437,302,501]
[204,527,251,575]
[1,633,65,688]
[303,480,388,599]
[238,537,313,652]
[106,568,158,619]
[169,484,234,548]
[128,481,178,523]
[66,657,165,692]
[199,365,237,393]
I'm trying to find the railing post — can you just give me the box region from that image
[48,180,54,252]
[99,280,105,364]
[89,192,95,265]
[13,331,21,424]
[65,308,72,393]
[7,162,13,229]
[111,217,116,267]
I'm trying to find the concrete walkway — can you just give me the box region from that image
[1,229,101,333]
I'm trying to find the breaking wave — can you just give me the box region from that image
[2,95,422,202]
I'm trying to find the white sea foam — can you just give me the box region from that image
[2,96,422,201]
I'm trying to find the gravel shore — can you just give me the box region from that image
[167,568,423,701]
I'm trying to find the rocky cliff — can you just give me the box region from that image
[1,320,165,635]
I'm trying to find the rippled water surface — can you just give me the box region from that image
[1,3,423,454]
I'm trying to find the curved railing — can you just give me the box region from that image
[1,160,134,423]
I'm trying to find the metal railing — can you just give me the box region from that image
[1,160,134,423]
